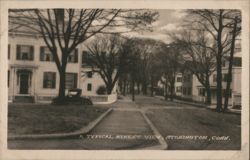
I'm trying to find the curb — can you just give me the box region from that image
[8,108,113,140]
[140,110,168,150]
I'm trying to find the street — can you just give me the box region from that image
[8,95,241,150]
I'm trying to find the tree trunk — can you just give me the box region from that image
[150,75,154,97]
[216,12,223,112]
[58,67,66,98]
[137,82,140,94]
[216,55,223,111]
[122,79,126,96]
[164,82,168,100]
[142,82,147,95]
[170,80,175,101]
[205,74,212,105]
[224,17,238,110]
[131,77,135,101]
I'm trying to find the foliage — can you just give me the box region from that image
[96,85,107,95]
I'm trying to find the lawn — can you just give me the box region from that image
[147,108,241,150]
[8,104,108,136]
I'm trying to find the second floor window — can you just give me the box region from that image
[68,49,78,63]
[233,57,242,67]
[16,45,34,61]
[176,77,182,82]
[40,46,54,61]
[82,51,93,66]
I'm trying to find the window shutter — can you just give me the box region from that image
[75,49,78,63]
[30,46,34,60]
[40,47,44,61]
[74,73,77,88]
[8,44,10,59]
[16,45,21,60]
[52,73,56,88]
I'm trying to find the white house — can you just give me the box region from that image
[8,31,117,103]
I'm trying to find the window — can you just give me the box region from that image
[8,44,10,59]
[222,60,226,67]
[40,46,54,61]
[68,49,78,63]
[43,72,56,88]
[87,83,92,91]
[16,45,34,60]
[82,51,93,66]
[223,89,232,97]
[213,74,217,82]
[87,71,93,78]
[223,74,231,82]
[233,57,242,67]
[65,73,78,89]
[199,88,206,96]
[176,86,182,92]
[176,77,182,82]
[183,87,186,95]
[187,88,192,95]
[183,75,191,82]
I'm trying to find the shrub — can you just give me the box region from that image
[96,85,107,95]
[52,96,93,105]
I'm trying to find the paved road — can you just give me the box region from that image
[8,97,158,150]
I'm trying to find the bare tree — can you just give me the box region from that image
[172,30,216,104]
[85,34,132,94]
[224,15,241,110]
[187,9,241,111]
[156,43,184,101]
[9,9,158,98]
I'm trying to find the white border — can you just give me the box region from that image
[0,1,249,160]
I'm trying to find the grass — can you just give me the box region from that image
[8,104,108,136]
[146,108,241,150]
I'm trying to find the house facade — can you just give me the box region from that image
[174,50,242,106]
[8,32,117,103]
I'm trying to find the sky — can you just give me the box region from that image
[124,9,187,44]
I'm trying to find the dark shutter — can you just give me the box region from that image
[52,72,56,88]
[74,73,77,88]
[74,49,78,63]
[16,45,21,60]
[40,47,44,61]
[30,46,34,60]
[8,44,10,59]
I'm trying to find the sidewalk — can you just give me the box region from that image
[9,98,162,149]
[81,110,158,149]
[154,95,241,114]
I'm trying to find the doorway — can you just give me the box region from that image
[19,72,30,94]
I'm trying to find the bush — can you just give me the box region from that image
[52,96,93,105]
[96,85,107,95]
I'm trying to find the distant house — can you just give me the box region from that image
[157,44,242,107]
[8,29,117,103]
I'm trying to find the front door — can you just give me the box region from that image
[20,73,29,94]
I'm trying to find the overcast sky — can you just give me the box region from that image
[124,9,187,44]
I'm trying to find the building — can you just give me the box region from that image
[8,31,117,103]
[192,51,242,105]
[174,46,242,106]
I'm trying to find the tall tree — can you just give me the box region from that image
[172,30,216,104]
[187,9,241,111]
[85,34,131,94]
[224,15,241,110]
[156,43,184,101]
[9,9,158,98]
